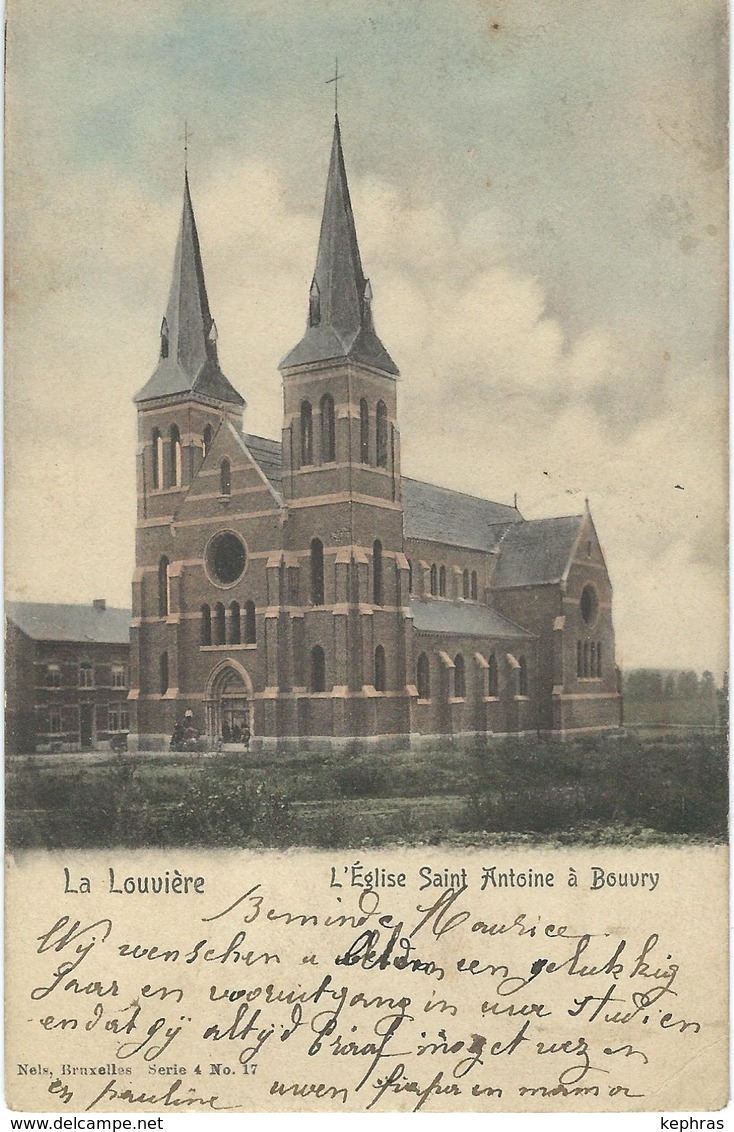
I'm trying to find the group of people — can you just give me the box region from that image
[170,710,250,751]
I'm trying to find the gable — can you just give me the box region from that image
[490,515,584,589]
[172,421,283,525]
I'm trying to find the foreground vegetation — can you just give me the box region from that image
[6,730,727,849]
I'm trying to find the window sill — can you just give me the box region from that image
[416,698,431,705]
[200,643,256,651]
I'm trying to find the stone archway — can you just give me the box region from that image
[205,660,253,747]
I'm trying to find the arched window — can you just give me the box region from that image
[202,425,213,459]
[310,538,324,605]
[309,278,321,327]
[373,540,383,605]
[577,641,583,677]
[376,400,388,467]
[583,641,590,678]
[439,565,447,597]
[300,401,313,465]
[152,429,163,489]
[244,600,256,644]
[228,601,241,645]
[320,393,335,462]
[214,602,226,646]
[170,425,182,487]
[454,654,466,698]
[160,317,169,359]
[159,652,169,695]
[200,604,211,646]
[462,569,470,599]
[471,571,478,601]
[407,558,413,593]
[220,458,231,496]
[311,645,326,693]
[590,641,597,678]
[597,642,603,678]
[430,564,438,596]
[488,653,499,697]
[519,656,528,695]
[417,653,431,700]
[158,556,170,617]
[360,399,370,463]
[374,645,386,692]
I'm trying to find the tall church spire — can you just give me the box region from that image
[280,115,398,375]
[135,173,244,405]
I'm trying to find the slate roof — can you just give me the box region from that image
[402,477,521,551]
[7,602,131,644]
[135,174,244,406]
[409,599,532,640]
[490,515,584,588]
[280,116,398,375]
[243,434,284,492]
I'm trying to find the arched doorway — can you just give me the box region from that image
[206,661,253,747]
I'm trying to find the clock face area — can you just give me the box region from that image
[205,531,247,588]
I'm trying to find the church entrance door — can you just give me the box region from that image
[206,663,252,748]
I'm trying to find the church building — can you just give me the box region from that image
[129,115,622,750]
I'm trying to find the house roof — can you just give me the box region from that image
[279,116,398,375]
[490,515,584,588]
[134,173,244,406]
[402,477,521,550]
[7,602,131,644]
[409,599,533,640]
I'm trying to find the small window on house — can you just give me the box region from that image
[79,663,94,688]
[300,401,313,465]
[597,642,603,678]
[320,393,335,463]
[214,602,226,646]
[46,664,61,688]
[360,399,370,464]
[374,645,386,692]
[112,665,126,688]
[49,709,62,734]
[202,425,213,459]
[373,540,383,605]
[471,571,478,601]
[488,653,499,697]
[201,604,212,646]
[228,601,241,645]
[244,601,256,644]
[311,645,326,693]
[462,569,470,600]
[518,656,528,696]
[439,565,447,597]
[159,652,169,695]
[152,429,163,489]
[376,400,388,467]
[158,556,170,617]
[454,654,466,698]
[108,703,129,732]
[407,558,413,593]
[170,425,182,487]
[310,539,325,605]
[417,653,431,700]
[430,564,438,596]
[220,458,231,496]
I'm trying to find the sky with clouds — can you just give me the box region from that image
[5,0,728,673]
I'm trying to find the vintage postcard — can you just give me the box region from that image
[4,0,728,1118]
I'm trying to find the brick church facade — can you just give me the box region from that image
[129,116,622,750]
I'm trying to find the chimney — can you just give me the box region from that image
[93,599,106,612]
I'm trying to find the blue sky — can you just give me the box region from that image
[5,0,728,672]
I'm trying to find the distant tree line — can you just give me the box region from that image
[623,668,728,729]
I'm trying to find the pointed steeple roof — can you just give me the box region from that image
[135,173,244,405]
[280,116,398,375]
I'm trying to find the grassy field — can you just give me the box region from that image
[6,729,727,849]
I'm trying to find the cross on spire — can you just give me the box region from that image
[180,120,193,171]
[325,57,344,115]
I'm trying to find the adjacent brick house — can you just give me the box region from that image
[6,601,131,752]
[130,116,622,750]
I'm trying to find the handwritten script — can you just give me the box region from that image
[6,847,727,1112]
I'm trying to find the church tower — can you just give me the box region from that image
[278,114,412,740]
[129,173,246,745]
